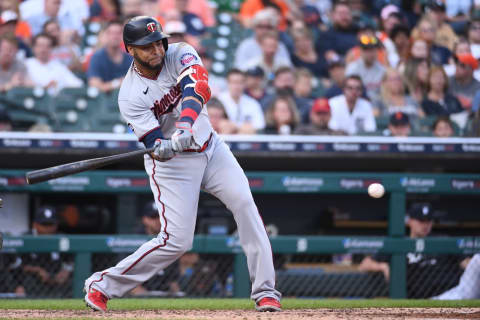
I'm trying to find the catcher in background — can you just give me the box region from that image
[83,16,281,312]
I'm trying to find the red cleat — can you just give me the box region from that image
[255,297,282,312]
[84,288,108,312]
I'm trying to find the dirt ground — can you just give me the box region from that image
[2,308,480,320]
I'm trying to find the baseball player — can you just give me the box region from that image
[432,253,480,300]
[83,16,282,312]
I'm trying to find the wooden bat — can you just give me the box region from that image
[25,146,156,185]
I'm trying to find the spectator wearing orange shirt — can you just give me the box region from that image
[0,0,32,43]
[239,0,291,31]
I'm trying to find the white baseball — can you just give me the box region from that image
[368,183,385,198]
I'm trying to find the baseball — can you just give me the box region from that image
[368,183,385,198]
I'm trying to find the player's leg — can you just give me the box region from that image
[85,153,206,309]
[202,137,281,308]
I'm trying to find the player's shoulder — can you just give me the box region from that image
[166,42,200,64]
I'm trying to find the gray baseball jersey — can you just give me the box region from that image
[85,42,281,303]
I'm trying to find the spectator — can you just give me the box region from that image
[0,34,33,92]
[42,19,82,72]
[433,253,480,300]
[87,19,132,93]
[290,27,328,79]
[422,66,463,115]
[324,57,346,99]
[293,0,322,30]
[345,35,386,101]
[263,66,312,121]
[165,0,206,37]
[375,68,422,127]
[359,202,466,299]
[388,25,410,68]
[0,109,13,132]
[25,0,84,38]
[328,75,376,135]
[21,206,73,297]
[346,23,388,67]
[239,0,291,31]
[448,53,480,110]
[157,0,215,28]
[244,66,271,107]
[377,5,403,67]
[443,37,475,79]
[384,111,411,137]
[432,115,455,137]
[217,68,265,134]
[163,20,187,44]
[0,1,32,42]
[206,98,237,134]
[467,18,480,59]
[262,95,300,135]
[0,10,33,59]
[234,9,290,71]
[403,58,430,103]
[293,68,314,101]
[424,0,458,52]
[316,2,358,59]
[89,0,122,21]
[243,30,292,81]
[412,17,451,65]
[25,33,83,95]
[294,97,346,135]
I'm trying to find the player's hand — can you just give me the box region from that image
[152,139,175,162]
[171,122,194,152]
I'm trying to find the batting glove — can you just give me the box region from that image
[171,122,194,152]
[153,139,175,162]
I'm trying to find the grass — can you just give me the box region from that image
[0,298,480,310]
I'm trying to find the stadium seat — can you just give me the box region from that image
[3,87,54,128]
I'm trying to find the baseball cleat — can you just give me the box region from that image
[255,297,282,312]
[84,288,108,312]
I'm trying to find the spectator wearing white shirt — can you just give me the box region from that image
[243,30,292,82]
[218,68,265,134]
[234,8,290,71]
[25,33,83,95]
[328,75,376,135]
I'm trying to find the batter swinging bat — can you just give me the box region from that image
[26,146,156,185]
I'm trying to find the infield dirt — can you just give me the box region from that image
[2,308,480,319]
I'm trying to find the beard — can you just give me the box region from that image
[133,52,163,71]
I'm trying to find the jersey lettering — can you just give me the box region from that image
[151,84,182,119]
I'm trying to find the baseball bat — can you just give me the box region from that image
[25,146,156,185]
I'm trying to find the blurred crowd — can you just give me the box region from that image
[1,0,480,137]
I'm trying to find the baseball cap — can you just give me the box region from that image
[327,56,345,69]
[359,35,380,49]
[408,203,434,221]
[0,10,18,25]
[389,112,410,126]
[164,20,186,35]
[34,206,58,224]
[312,98,331,113]
[456,53,479,70]
[245,66,265,77]
[142,201,158,218]
[427,0,446,11]
[381,4,400,20]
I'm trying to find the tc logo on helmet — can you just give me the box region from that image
[146,22,157,33]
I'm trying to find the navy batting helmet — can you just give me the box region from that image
[123,16,169,52]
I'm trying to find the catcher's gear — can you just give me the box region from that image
[123,16,169,52]
[171,122,194,152]
[153,139,175,161]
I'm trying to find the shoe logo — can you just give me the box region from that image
[143,87,149,94]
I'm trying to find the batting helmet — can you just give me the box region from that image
[123,16,169,52]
